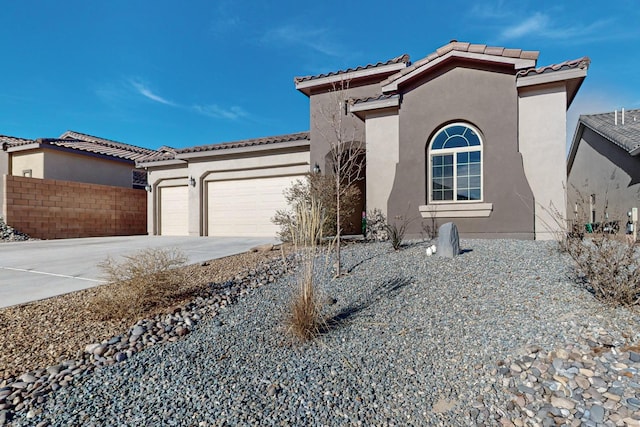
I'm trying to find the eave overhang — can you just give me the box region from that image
[349,95,400,120]
[295,62,407,96]
[175,139,310,160]
[136,159,187,168]
[517,66,588,109]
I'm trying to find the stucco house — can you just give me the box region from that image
[567,109,640,227]
[139,40,589,240]
[1,130,153,238]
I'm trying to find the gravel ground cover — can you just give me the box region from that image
[5,239,640,426]
[0,218,32,242]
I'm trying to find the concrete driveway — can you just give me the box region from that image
[0,235,279,309]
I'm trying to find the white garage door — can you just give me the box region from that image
[160,186,188,236]
[207,175,304,237]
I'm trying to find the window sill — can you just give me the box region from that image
[419,202,493,218]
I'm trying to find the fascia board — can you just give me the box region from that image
[295,62,407,92]
[516,67,587,88]
[5,143,41,152]
[566,122,585,175]
[349,96,399,113]
[175,140,310,160]
[136,159,187,168]
[382,51,536,92]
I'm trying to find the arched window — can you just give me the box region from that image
[428,123,483,202]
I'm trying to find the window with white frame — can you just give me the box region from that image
[429,123,483,202]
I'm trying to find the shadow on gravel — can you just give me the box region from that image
[325,276,412,330]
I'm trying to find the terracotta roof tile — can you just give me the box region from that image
[516,57,590,77]
[579,109,640,154]
[0,135,33,146]
[294,55,410,84]
[381,40,540,88]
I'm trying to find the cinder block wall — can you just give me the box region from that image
[3,175,147,239]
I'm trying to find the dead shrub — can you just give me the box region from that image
[544,189,639,306]
[91,248,189,320]
[287,198,327,341]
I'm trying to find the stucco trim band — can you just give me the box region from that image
[419,202,493,218]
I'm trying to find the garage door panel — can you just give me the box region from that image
[160,186,188,236]
[207,175,303,237]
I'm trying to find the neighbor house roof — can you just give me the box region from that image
[567,109,640,173]
[380,40,539,91]
[137,132,311,166]
[2,130,155,162]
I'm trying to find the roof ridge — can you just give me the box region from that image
[61,130,155,154]
[381,40,540,88]
[294,54,410,84]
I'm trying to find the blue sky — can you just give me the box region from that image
[1,1,638,151]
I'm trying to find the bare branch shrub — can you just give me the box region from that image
[314,79,365,276]
[92,248,189,320]
[272,174,360,243]
[385,215,414,251]
[544,189,639,306]
[288,198,327,341]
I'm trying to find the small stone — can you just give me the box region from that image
[46,365,60,376]
[589,404,605,423]
[625,397,640,410]
[10,382,28,390]
[551,396,575,410]
[93,345,107,357]
[175,326,188,336]
[115,352,128,363]
[622,418,640,426]
[629,351,640,363]
[131,325,146,336]
[266,384,279,396]
[19,373,37,383]
[85,343,100,354]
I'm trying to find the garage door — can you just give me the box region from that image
[207,175,304,237]
[160,186,188,236]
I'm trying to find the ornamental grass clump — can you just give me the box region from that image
[92,248,189,320]
[288,198,327,341]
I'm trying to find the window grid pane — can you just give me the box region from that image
[430,126,481,202]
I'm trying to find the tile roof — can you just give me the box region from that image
[137,132,311,164]
[0,135,32,146]
[59,130,155,160]
[381,40,539,87]
[351,94,398,105]
[2,131,156,162]
[294,55,410,84]
[516,57,590,77]
[579,109,640,154]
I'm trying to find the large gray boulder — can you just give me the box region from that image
[437,222,460,258]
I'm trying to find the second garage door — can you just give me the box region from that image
[207,175,303,237]
[160,186,189,236]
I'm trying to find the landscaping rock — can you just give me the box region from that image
[437,222,460,258]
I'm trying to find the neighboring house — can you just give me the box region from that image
[567,109,640,227]
[0,131,154,238]
[1,130,152,188]
[140,40,589,240]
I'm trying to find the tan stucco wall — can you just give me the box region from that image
[42,149,134,188]
[518,84,568,240]
[364,110,399,217]
[11,151,44,178]
[0,151,9,216]
[567,127,640,225]
[144,146,310,236]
